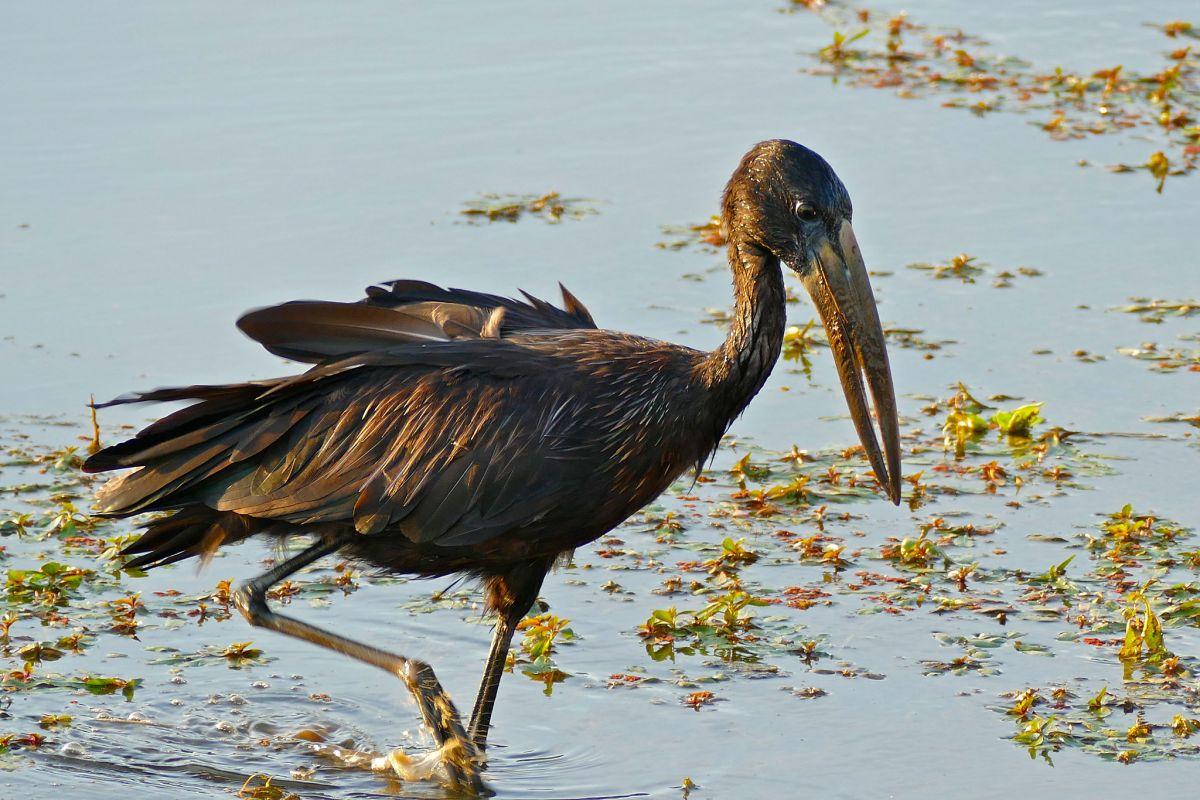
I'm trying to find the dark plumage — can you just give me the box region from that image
[84,140,902,792]
[91,283,710,583]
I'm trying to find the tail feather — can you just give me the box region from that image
[87,395,312,517]
[83,381,282,473]
[121,508,260,571]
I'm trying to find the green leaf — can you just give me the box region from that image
[991,403,1044,436]
[1012,640,1052,655]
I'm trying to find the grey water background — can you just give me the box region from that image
[1,2,1198,798]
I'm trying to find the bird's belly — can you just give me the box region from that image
[525,458,691,552]
[345,457,691,577]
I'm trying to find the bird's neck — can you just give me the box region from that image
[698,236,787,428]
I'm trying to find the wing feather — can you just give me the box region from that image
[87,334,591,549]
[235,281,598,364]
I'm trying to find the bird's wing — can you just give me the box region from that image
[237,280,596,364]
[84,338,593,550]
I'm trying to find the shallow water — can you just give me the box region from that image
[1,2,1198,798]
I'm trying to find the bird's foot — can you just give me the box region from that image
[371,738,484,794]
[296,730,484,793]
[394,660,486,794]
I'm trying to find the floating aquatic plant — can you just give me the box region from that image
[796,7,1200,189]
[656,216,726,251]
[1113,297,1199,323]
[459,192,597,224]
[907,253,986,283]
[237,774,300,800]
[1,375,1198,786]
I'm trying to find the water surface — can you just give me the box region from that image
[1,2,1197,798]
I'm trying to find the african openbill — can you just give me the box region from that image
[84,139,901,792]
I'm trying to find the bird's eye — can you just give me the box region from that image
[794,202,819,222]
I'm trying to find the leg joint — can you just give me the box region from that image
[399,658,436,687]
[232,582,269,626]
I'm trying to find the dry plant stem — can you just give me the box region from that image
[232,534,484,794]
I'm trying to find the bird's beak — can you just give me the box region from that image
[796,220,902,505]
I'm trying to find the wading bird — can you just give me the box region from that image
[84,140,901,792]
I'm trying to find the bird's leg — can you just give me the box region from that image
[467,607,522,751]
[232,535,484,794]
[468,564,548,752]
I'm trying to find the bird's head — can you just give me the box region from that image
[724,139,902,505]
